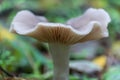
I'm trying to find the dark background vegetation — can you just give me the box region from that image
[0,0,120,80]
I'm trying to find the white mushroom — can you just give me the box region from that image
[70,60,102,73]
[10,8,111,80]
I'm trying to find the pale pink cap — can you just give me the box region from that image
[10,8,111,45]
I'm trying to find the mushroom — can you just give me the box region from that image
[70,60,102,74]
[9,8,111,80]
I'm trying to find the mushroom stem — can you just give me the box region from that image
[49,43,70,80]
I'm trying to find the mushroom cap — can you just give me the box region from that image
[66,8,111,42]
[10,8,111,45]
[10,10,47,33]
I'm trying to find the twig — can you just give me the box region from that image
[0,66,14,77]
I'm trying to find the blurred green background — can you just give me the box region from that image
[0,0,120,80]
